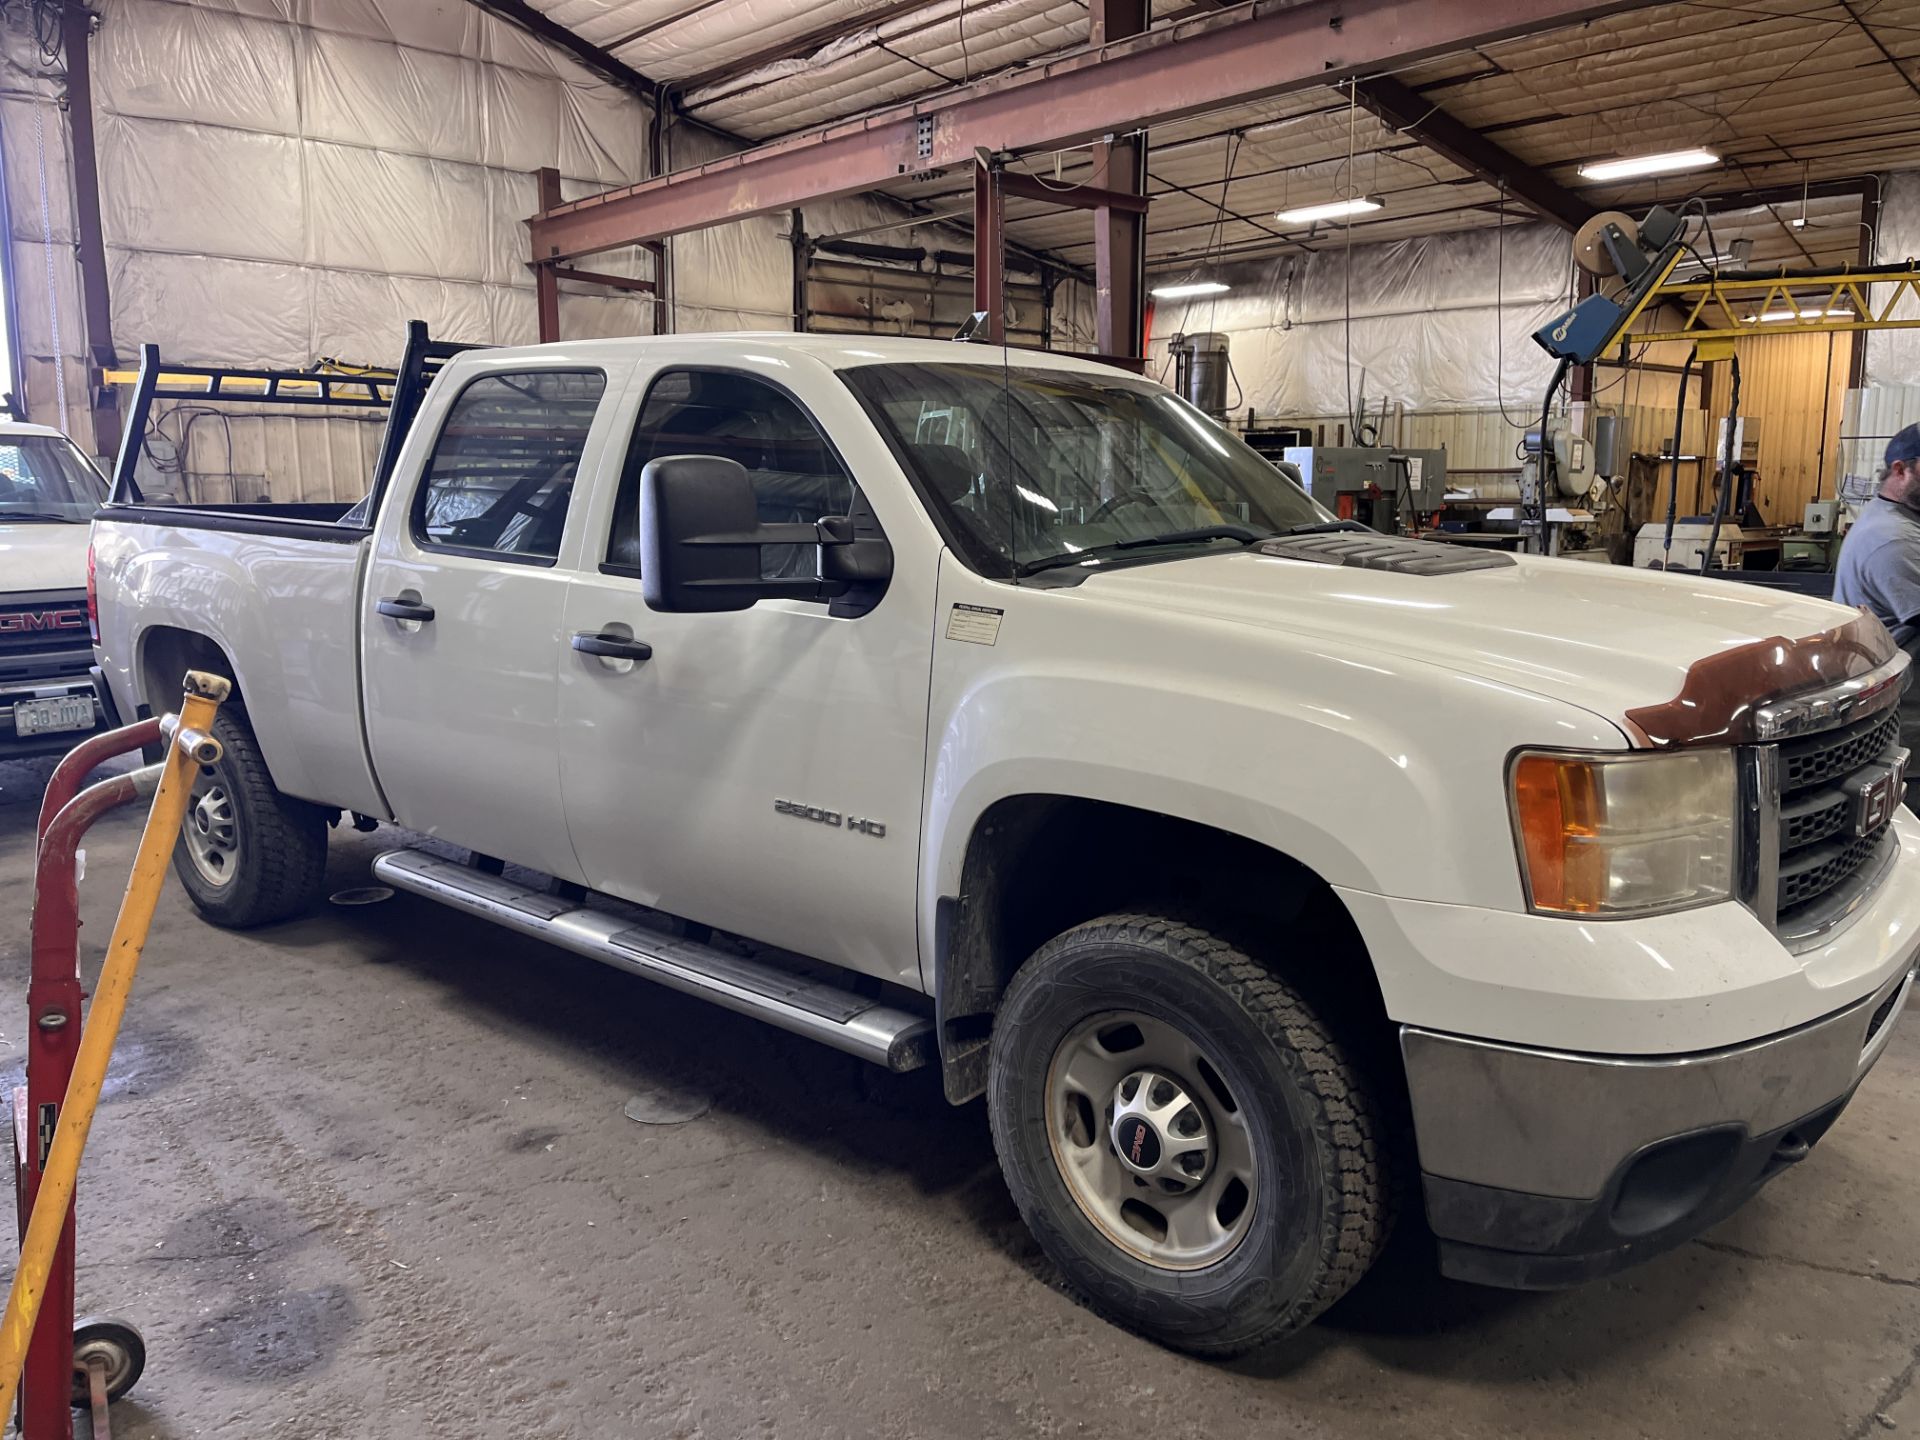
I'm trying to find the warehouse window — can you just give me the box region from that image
[413,369,606,564]
[604,368,855,579]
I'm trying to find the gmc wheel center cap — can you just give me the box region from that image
[1114,1113,1163,1172]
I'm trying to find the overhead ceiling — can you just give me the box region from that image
[511,0,1920,274]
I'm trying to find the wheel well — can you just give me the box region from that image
[934,795,1394,1105]
[138,627,240,715]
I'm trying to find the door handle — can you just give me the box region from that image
[376,597,436,623]
[571,631,653,662]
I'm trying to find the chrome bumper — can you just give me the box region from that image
[1402,957,1915,1288]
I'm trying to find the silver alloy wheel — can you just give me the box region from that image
[184,767,239,889]
[1044,1009,1258,1271]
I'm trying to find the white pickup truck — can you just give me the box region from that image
[90,332,1919,1355]
[0,420,115,759]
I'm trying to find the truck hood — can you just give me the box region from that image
[1078,546,1856,729]
[0,522,89,593]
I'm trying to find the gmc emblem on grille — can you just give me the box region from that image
[1853,750,1910,837]
[0,610,85,634]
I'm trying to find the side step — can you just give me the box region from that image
[372,849,934,1071]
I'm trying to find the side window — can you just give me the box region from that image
[413,369,606,562]
[605,369,856,579]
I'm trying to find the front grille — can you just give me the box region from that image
[0,593,90,657]
[1782,711,1900,791]
[1780,791,1850,850]
[1772,708,1904,929]
[1779,830,1888,912]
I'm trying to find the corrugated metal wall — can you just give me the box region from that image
[1706,330,1853,521]
[1839,383,1920,508]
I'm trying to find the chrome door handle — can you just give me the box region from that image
[376,597,435,622]
[571,631,652,662]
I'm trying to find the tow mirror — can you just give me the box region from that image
[639,454,892,614]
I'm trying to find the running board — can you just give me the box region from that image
[371,849,933,1071]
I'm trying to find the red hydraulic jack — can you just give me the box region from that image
[8,688,223,1439]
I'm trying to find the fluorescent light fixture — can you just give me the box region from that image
[1576,148,1719,182]
[1275,196,1382,225]
[1753,307,1852,322]
[1149,280,1230,299]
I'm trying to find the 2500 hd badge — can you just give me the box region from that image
[774,799,886,838]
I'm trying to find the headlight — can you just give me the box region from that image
[1509,749,1735,916]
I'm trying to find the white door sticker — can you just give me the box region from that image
[946,603,1004,646]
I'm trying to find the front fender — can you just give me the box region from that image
[918,563,1630,985]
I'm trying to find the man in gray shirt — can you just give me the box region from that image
[1834,422,1920,805]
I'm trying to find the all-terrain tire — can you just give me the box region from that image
[172,708,328,927]
[987,912,1392,1356]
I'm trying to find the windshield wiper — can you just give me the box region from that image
[1280,520,1375,536]
[0,512,82,524]
[1018,524,1268,576]
[1111,523,1270,550]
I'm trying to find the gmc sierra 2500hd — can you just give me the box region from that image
[0,421,114,759]
[91,333,1918,1355]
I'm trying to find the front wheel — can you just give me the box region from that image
[987,914,1392,1356]
[173,709,328,927]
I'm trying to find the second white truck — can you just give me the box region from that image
[90,331,1919,1354]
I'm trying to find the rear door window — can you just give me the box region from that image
[414,370,606,563]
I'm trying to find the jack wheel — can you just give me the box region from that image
[70,1316,144,1408]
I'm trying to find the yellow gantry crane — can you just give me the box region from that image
[1631,261,1920,345]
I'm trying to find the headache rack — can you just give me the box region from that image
[106,320,483,516]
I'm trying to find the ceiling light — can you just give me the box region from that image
[1149,280,1230,299]
[1576,148,1719,182]
[1275,197,1382,225]
[1753,308,1851,322]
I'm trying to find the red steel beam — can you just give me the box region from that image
[973,165,1006,342]
[61,4,121,455]
[1345,73,1595,232]
[552,266,658,293]
[998,168,1149,214]
[529,0,1659,263]
[535,167,563,342]
[1089,0,1147,361]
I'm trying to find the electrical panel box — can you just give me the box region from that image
[1803,500,1839,535]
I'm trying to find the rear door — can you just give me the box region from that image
[555,361,937,985]
[362,358,628,879]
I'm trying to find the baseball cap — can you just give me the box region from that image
[1887,423,1920,467]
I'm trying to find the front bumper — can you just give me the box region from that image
[0,667,116,760]
[1404,957,1916,1289]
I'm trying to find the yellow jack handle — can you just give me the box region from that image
[0,670,229,1423]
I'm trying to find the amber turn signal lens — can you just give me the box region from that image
[1509,749,1735,917]
[1512,754,1603,913]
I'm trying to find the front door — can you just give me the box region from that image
[362,361,622,880]
[557,363,935,986]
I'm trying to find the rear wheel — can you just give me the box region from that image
[173,709,328,927]
[988,913,1391,1356]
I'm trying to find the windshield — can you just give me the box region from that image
[840,361,1330,577]
[0,434,107,522]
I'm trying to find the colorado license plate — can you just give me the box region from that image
[12,695,94,738]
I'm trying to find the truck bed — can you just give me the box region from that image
[89,512,385,817]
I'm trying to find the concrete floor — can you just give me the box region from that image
[2,756,1918,1440]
